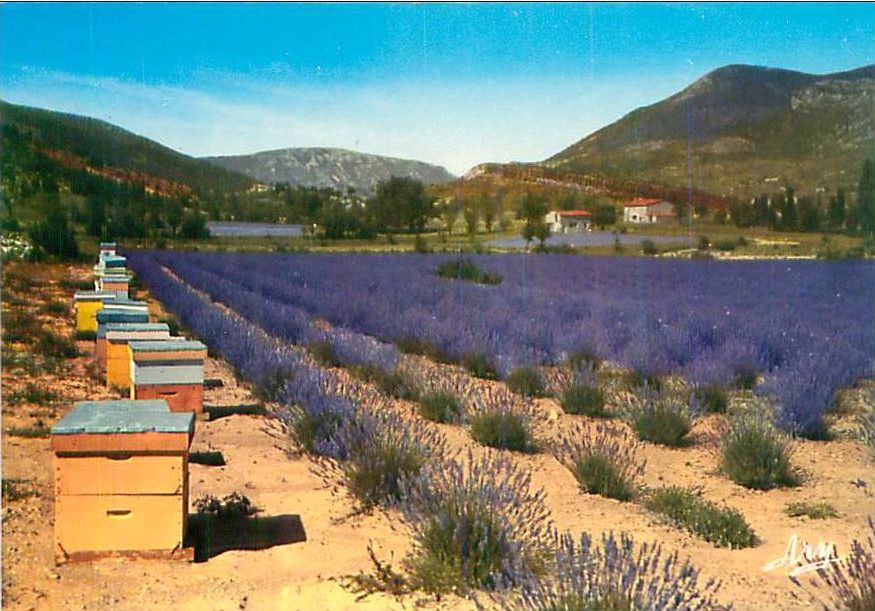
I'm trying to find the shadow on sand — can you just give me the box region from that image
[186,513,306,562]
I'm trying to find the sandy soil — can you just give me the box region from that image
[2,262,874,610]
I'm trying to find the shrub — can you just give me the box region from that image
[622,390,691,447]
[194,492,258,518]
[559,383,607,418]
[720,416,799,490]
[566,349,601,369]
[279,395,355,457]
[352,364,420,401]
[644,486,757,549]
[801,517,875,611]
[693,385,728,414]
[641,239,658,255]
[505,367,547,398]
[75,330,97,340]
[2,478,39,502]
[6,382,59,406]
[624,369,662,392]
[860,413,875,457]
[400,451,553,595]
[462,351,499,380]
[785,501,838,520]
[7,424,51,438]
[307,340,342,368]
[733,365,758,390]
[436,258,502,285]
[36,329,79,358]
[417,391,463,424]
[469,407,538,453]
[41,301,69,315]
[697,235,710,251]
[1,311,42,343]
[713,240,737,252]
[514,531,727,610]
[335,410,447,510]
[555,422,644,502]
[395,336,449,363]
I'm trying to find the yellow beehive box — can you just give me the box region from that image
[105,324,173,389]
[74,291,118,334]
[51,399,194,563]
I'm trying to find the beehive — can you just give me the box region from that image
[105,323,172,389]
[98,242,117,260]
[102,255,127,269]
[100,274,131,299]
[74,291,117,334]
[51,399,194,562]
[130,340,207,414]
[96,305,150,370]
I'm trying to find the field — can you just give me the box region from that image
[3,255,874,609]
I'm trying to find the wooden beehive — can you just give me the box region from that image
[96,305,150,371]
[74,291,117,334]
[98,242,117,259]
[51,399,195,563]
[130,340,207,414]
[99,274,131,299]
[105,323,173,389]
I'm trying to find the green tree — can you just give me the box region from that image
[463,203,479,236]
[179,208,210,239]
[28,195,79,259]
[779,187,798,231]
[592,203,617,229]
[371,176,434,234]
[827,188,846,230]
[857,158,875,236]
[439,198,459,235]
[519,192,548,247]
[797,196,820,232]
[480,193,498,233]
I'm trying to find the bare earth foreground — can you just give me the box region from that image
[3,262,874,610]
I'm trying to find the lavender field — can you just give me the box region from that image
[130,251,874,436]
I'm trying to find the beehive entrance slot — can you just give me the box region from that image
[106,509,132,518]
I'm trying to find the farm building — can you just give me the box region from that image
[74,291,118,334]
[130,340,207,414]
[623,198,677,224]
[51,399,194,563]
[105,323,173,389]
[544,210,592,234]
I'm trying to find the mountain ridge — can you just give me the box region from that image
[203,147,456,195]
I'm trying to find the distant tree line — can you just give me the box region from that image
[721,158,875,236]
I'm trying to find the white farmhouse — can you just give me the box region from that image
[623,198,677,224]
[544,210,592,234]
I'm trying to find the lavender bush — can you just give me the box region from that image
[513,531,728,610]
[399,450,553,595]
[554,422,644,502]
[620,388,693,447]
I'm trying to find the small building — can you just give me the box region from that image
[544,210,592,234]
[51,399,194,563]
[623,198,677,224]
[130,340,207,414]
[105,323,173,389]
[74,291,118,334]
[96,305,150,370]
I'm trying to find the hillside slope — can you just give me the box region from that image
[204,147,455,195]
[0,100,252,194]
[546,64,875,197]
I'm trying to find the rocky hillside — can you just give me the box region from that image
[546,64,875,198]
[203,147,455,195]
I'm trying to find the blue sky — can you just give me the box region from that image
[2,3,873,174]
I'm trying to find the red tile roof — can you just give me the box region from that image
[557,210,591,217]
[626,198,669,207]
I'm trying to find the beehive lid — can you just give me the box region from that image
[96,310,149,323]
[99,242,117,249]
[52,400,194,435]
[103,255,127,268]
[101,274,130,282]
[102,299,147,308]
[74,291,117,301]
[105,322,170,333]
[129,340,206,352]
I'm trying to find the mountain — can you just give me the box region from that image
[0,100,253,194]
[203,147,456,195]
[546,64,875,198]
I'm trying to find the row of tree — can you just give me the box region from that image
[722,159,875,236]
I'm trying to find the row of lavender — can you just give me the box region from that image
[147,251,873,436]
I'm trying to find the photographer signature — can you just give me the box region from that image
[762,534,841,577]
